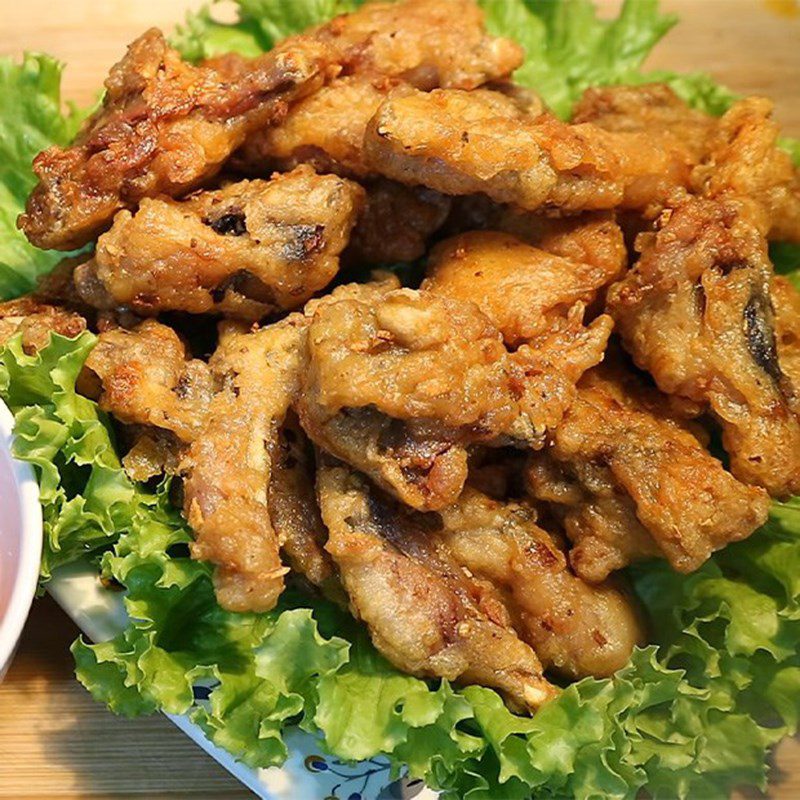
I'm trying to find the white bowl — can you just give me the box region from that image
[0,398,42,677]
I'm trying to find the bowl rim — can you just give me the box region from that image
[0,397,43,671]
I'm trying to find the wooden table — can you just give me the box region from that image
[1,1,799,797]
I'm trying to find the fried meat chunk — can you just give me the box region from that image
[0,297,86,354]
[19,29,336,251]
[297,281,533,510]
[317,458,556,710]
[572,83,714,164]
[269,412,341,598]
[74,167,364,319]
[183,316,307,612]
[525,363,771,582]
[82,319,213,442]
[607,196,800,496]
[364,88,694,214]
[436,488,644,679]
[425,230,623,346]
[425,230,614,443]
[691,98,800,243]
[774,276,800,387]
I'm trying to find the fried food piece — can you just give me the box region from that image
[773,276,800,386]
[0,297,86,354]
[445,200,628,273]
[691,97,800,243]
[236,74,409,179]
[607,196,800,496]
[309,0,522,91]
[525,363,771,582]
[81,320,212,442]
[364,88,694,214]
[317,458,556,710]
[298,282,534,510]
[269,412,340,598]
[183,316,307,612]
[19,29,336,251]
[346,180,452,265]
[74,167,364,319]
[425,231,614,443]
[436,488,644,679]
[425,230,623,346]
[572,83,714,164]
[121,426,183,482]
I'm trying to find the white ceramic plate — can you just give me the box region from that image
[0,400,42,678]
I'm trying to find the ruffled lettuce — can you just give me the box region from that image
[2,0,800,797]
[0,54,88,299]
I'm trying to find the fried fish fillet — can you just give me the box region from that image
[363,88,694,214]
[525,362,771,582]
[19,29,336,251]
[183,315,307,612]
[0,297,86,354]
[607,196,800,496]
[297,280,535,510]
[317,458,556,710]
[436,488,644,679]
[82,319,213,442]
[74,167,364,319]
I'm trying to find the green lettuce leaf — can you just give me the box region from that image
[1,0,799,797]
[0,54,88,299]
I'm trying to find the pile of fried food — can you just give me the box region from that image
[3,0,800,712]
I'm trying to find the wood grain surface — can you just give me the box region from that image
[0,1,799,797]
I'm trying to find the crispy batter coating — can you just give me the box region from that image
[425,230,623,346]
[363,88,694,213]
[572,83,714,164]
[691,98,800,243]
[308,0,522,91]
[82,319,212,442]
[317,458,556,710]
[774,276,800,387]
[436,488,644,679]
[297,281,537,510]
[74,167,364,319]
[19,29,336,251]
[346,180,452,265]
[269,412,341,599]
[607,196,800,496]
[121,427,183,482]
[0,297,86,354]
[526,363,771,582]
[425,230,614,442]
[183,316,307,612]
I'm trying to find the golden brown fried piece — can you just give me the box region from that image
[309,0,522,91]
[121,427,183,482]
[572,83,714,164]
[19,29,336,251]
[81,320,212,442]
[436,488,644,679]
[297,281,536,510]
[364,88,694,214]
[346,180,452,265]
[425,230,614,443]
[526,362,771,583]
[269,412,341,599]
[183,315,308,613]
[691,98,800,243]
[317,458,556,710]
[0,297,86,354]
[74,167,364,319]
[774,276,800,386]
[425,230,623,346]
[607,196,800,496]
